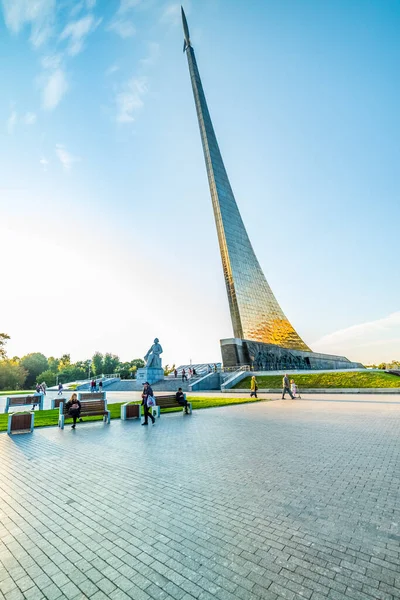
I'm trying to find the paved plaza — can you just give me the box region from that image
[0,399,400,600]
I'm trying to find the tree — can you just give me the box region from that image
[48,357,60,373]
[58,366,86,383]
[92,352,104,376]
[117,362,132,379]
[0,359,27,390]
[20,353,48,388]
[0,333,10,359]
[36,369,57,387]
[131,358,145,369]
[58,354,71,371]
[103,353,119,374]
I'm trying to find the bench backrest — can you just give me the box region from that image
[52,397,66,409]
[61,400,107,415]
[79,392,106,401]
[155,395,180,407]
[7,395,41,406]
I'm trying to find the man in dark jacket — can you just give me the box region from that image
[175,388,189,414]
[282,374,294,399]
[141,382,155,425]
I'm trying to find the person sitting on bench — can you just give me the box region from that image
[176,388,189,414]
[65,393,82,429]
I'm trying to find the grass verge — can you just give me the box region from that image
[0,396,266,432]
[235,371,400,389]
[0,390,34,396]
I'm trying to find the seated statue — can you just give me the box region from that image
[144,338,163,369]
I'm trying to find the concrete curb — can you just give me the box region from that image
[223,388,400,394]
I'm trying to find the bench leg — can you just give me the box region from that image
[105,411,110,424]
[186,402,192,415]
[59,415,65,429]
[152,406,160,419]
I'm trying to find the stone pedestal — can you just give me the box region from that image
[136,367,164,386]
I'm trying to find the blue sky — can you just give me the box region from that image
[1,0,399,366]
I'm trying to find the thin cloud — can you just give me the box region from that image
[107,0,142,39]
[140,42,160,68]
[312,312,400,348]
[108,19,136,38]
[312,312,400,362]
[60,14,102,56]
[105,64,120,77]
[40,157,49,171]
[1,0,56,48]
[7,109,17,134]
[55,144,80,171]
[41,54,62,70]
[42,68,68,110]
[162,3,181,26]
[23,112,37,125]
[116,76,148,123]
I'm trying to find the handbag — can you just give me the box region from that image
[146,396,156,407]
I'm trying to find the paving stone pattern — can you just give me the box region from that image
[0,399,400,600]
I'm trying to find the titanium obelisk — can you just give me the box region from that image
[182,8,310,351]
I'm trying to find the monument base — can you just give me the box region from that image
[221,338,364,371]
[136,367,164,385]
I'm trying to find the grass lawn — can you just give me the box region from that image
[0,396,266,432]
[0,390,34,396]
[235,371,400,389]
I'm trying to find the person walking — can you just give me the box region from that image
[282,374,294,399]
[41,382,47,395]
[65,393,81,429]
[91,379,95,392]
[98,380,103,392]
[58,382,63,396]
[181,368,187,382]
[141,382,155,426]
[250,376,258,398]
[174,368,178,378]
[290,379,298,398]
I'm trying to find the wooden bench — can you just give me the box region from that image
[152,394,192,418]
[7,412,35,435]
[51,397,67,409]
[58,399,111,429]
[78,392,106,402]
[5,394,44,413]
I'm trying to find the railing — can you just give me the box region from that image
[221,365,251,373]
[87,373,121,381]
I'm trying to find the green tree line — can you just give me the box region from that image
[0,333,144,390]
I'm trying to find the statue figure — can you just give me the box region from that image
[144,338,163,369]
